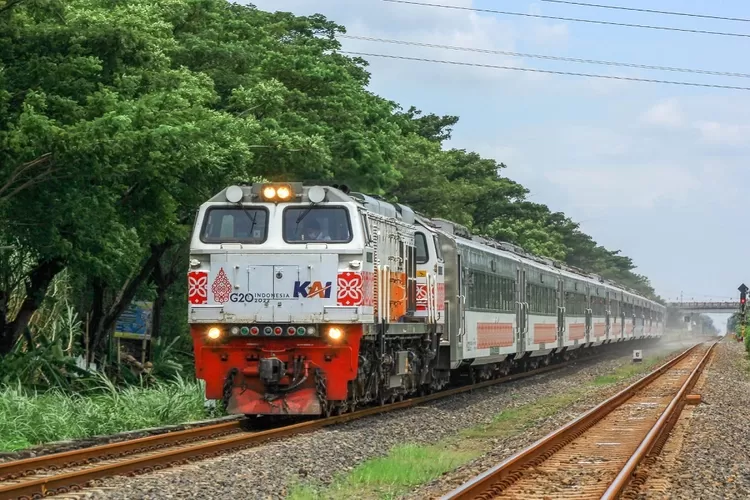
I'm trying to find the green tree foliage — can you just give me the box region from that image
[0,0,660,368]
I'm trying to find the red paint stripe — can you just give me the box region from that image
[533,323,557,344]
[477,322,514,348]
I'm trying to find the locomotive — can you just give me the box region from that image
[188,182,665,416]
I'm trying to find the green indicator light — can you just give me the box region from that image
[297,327,306,335]
[240,326,250,336]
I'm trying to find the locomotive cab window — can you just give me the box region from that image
[433,235,443,261]
[415,232,429,264]
[284,207,352,243]
[200,207,269,244]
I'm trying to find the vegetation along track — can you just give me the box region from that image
[443,341,716,500]
[0,347,625,500]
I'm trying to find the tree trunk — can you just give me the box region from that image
[149,249,182,342]
[0,259,64,355]
[84,278,105,355]
[89,242,171,362]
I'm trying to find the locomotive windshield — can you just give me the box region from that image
[283,206,352,243]
[415,233,429,264]
[200,207,268,243]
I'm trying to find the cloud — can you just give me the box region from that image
[545,163,701,211]
[694,121,750,147]
[642,99,684,128]
[527,22,570,47]
[248,0,573,89]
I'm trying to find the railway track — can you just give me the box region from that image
[0,347,622,500]
[443,341,716,500]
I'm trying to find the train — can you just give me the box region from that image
[187,182,665,417]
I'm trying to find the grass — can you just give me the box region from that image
[0,377,210,452]
[287,352,673,499]
[591,354,666,385]
[288,443,482,500]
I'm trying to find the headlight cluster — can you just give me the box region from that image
[261,183,293,202]
[205,325,346,341]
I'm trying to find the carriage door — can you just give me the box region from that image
[557,278,565,347]
[516,265,527,354]
[457,254,466,347]
[585,286,593,343]
[605,291,611,338]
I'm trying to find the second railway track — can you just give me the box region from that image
[444,341,716,500]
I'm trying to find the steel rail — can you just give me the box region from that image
[0,351,600,500]
[602,341,715,498]
[442,342,715,500]
[0,421,242,480]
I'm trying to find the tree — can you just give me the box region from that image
[0,0,408,357]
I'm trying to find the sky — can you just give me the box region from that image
[247,0,750,330]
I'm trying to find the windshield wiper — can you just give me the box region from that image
[295,206,314,225]
[238,203,258,238]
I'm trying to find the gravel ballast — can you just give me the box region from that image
[75,339,699,499]
[639,338,750,500]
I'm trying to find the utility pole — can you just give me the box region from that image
[739,283,747,341]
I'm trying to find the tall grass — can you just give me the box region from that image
[0,267,215,452]
[0,376,210,452]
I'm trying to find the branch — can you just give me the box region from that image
[0,153,55,203]
[0,0,25,15]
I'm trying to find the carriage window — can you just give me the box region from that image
[284,207,352,243]
[415,233,429,264]
[200,207,268,244]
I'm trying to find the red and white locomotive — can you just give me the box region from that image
[188,182,664,416]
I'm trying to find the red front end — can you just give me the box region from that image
[191,325,363,415]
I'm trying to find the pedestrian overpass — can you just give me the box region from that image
[667,301,738,314]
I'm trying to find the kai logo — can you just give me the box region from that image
[293,281,332,299]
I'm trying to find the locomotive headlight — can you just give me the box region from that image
[276,186,291,200]
[207,327,222,340]
[262,186,276,200]
[327,327,343,340]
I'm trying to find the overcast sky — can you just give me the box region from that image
[248,0,750,329]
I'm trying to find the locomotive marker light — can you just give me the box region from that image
[308,185,326,203]
[207,327,222,340]
[225,185,244,203]
[327,326,343,340]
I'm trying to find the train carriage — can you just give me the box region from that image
[188,182,666,417]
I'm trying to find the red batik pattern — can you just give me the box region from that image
[211,268,232,304]
[188,271,208,305]
[337,272,363,306]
